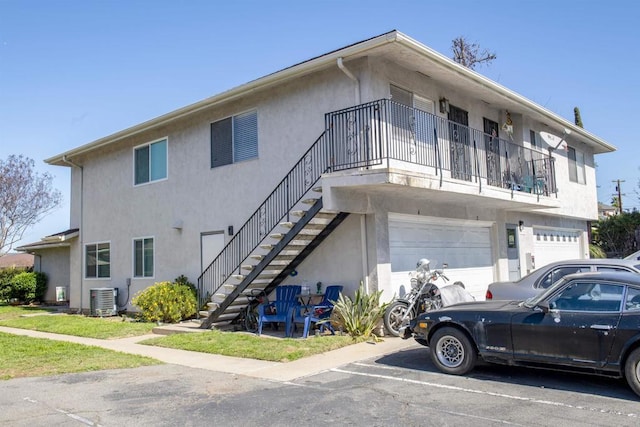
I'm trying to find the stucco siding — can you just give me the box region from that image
[35,247,71,303]
[58,39,605,311]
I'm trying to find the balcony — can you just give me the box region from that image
[324,99,557,199]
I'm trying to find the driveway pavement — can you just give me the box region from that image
[0,323,416,382]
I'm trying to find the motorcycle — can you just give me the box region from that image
[383,259,472,337]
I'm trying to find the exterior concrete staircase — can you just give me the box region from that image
[196,126,349,329]
[198,190,348,329]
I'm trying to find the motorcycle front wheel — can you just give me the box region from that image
[384,301,411,337]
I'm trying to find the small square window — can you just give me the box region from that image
[135,139,167,185]
[211,111,258,168]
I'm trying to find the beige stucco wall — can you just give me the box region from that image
[33,246,71,303]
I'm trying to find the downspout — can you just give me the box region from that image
[337,57,360,105]
[62,155,83,314]
[338,58,368,293]
[360,215,370,295]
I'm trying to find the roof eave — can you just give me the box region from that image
[16,242,72,252]
[46,30,614,165]
[393,33,615,154]
[46,31,400,166]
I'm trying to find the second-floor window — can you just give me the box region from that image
[85,242,110,278]
[529,130,541,150]
[133,237,154,278]
[134,138,167,185]
[567,146,586,184]
[211,110,258,168]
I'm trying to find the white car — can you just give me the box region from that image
[626,250,640,261]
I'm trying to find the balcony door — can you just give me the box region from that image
[448,105,471,181]
[484,118,501,186]
[390,85,435,164]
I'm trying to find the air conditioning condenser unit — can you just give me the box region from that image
[90,287,118,316]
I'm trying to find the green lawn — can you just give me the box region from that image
[0,313,156,339]
[0,332,161,380]
[0,304,53,320]
[142,329,361,362]
[0,305,362,372]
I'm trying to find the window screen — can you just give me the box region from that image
[211,111,257,168]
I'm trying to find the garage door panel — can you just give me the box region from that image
[533,228,581,269]
[389,216,494,300]
[390,226,491,270]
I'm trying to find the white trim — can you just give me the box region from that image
[388,213,494,228]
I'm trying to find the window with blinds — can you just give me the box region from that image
[211,110,258,168]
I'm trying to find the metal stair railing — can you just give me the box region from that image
[197,131,333,308]
[198,99,558,308]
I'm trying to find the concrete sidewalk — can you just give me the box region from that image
[0,325,417,382]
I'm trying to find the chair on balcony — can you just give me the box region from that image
[522,175,545,194]
[289,285,343,338]
[257,285,301,336]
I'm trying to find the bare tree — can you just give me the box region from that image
[0,155,62,254]
[451,36,497,70]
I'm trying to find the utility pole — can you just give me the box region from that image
[613,179,625,213]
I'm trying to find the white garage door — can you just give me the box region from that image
[389,214,494,300]
[533,228,583,269]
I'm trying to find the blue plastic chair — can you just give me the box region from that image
[289,285,343,338]
[257,285,301,336]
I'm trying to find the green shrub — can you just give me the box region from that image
[0,267,25,302]
[132,280,197,323]
[331,282,388,341]
[589,244,606,259]
[174,275,197,298]
[0,270,47,303]
[11,272,36,303]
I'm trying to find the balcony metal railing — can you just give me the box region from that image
[325,99,557,196]
[198,99,557,308]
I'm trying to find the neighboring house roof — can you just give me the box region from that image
[45,30,615,166]
[598,202,618,217]
[0,253,34,269]
[16,228,79,252]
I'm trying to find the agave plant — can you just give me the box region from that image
[331,281,388,341]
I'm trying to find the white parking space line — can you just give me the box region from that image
[331,368,639,419]
[24,397,103,426]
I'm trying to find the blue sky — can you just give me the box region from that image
[1,0,638,251]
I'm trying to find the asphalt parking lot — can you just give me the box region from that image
[1,343,638,426]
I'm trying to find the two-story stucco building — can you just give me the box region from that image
[33,31,613,325]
